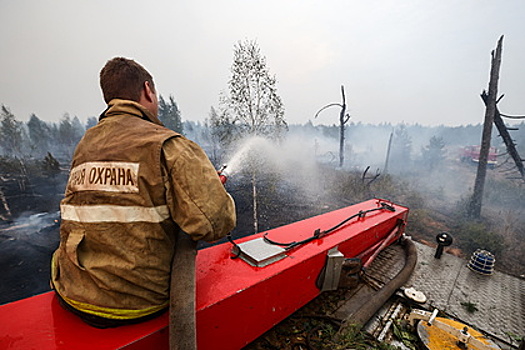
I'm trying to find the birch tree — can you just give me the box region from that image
[220,39,287,140]
[219,40,287,233]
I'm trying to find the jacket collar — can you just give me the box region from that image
[100,99,164,126]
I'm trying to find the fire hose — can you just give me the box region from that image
[169,231,198,350]
[169,166,230,350]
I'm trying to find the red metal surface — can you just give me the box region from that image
[0,199,408,350]
[0,292,169,350]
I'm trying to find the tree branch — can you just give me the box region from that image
[500,113,525,119]
[314,103,343,119]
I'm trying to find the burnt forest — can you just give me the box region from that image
[1,112,525,306]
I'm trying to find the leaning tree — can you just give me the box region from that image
[469,36,504,219]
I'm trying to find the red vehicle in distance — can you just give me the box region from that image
[460,145,497,168]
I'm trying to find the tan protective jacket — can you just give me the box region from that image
[52,99,236,320]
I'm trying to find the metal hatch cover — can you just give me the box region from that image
[417,317,501,350]
[234,237,287,267]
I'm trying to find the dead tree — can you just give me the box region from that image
[383,131,393,174]
[481,92,525,180]
[315,85,351,167]
[468,35,504,219]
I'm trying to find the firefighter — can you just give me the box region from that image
[51,57,236,328]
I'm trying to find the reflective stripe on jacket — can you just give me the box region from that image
[52,99,235,319]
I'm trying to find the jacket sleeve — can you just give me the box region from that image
[161,137,236,242]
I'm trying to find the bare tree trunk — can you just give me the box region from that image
[384,131,393,174]
[469,35,504,218]
[339,86,347,168]
[314,85,351,168]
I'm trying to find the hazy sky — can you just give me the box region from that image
[1,0,524,126]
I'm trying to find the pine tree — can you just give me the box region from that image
[71,116,85,144]
[158,95,183,134]
[0,105,23,157]
[421,136,446,171]
[58,113,84,157]
[389,124,412,174]
[85,116,98,130]
[27,114,51,157]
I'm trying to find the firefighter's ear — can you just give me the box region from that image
[139,81,159,117]
[143,81,155,103]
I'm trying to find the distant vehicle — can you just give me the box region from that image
[460,145,497,168]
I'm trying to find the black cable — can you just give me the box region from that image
[262,202,396,251]
[227,202,396,258]
[226,233,242,259]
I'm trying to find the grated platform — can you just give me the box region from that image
[404,242,524,342]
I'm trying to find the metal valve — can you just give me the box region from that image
[434,232,453,259]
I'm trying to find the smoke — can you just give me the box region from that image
[219,122,518,212]
[223,133,334,196]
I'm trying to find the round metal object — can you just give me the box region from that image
[404,287,427,303]
[417,317,500,350]
[436,232,453,246]
[434,232,454,259]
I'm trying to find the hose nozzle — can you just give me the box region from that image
[218,164,229,184]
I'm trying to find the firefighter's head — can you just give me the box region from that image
[100,57,158,116]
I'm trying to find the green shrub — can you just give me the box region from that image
[457,221,505,256]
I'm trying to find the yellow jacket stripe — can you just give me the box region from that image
[60,204,170,223]
[51,256,168,319]
[62,294,168,319]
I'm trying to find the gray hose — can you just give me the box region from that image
[169,231,198,350]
